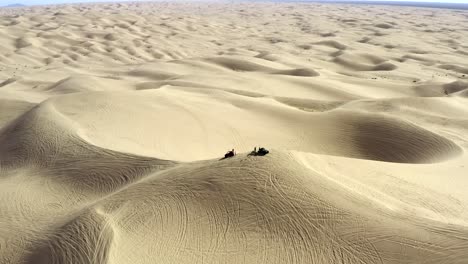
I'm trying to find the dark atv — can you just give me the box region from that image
[224,149,236,159]
[257,147,269,156]
[250,147,269,156]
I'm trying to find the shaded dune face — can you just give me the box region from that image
[414,81,468,97]
[0,99,35,128]
[333,57,397,71]
[27,209,115,264]
[1,2,468,264]
[204,57,320,76]
[343,115,463,163]
[0,104,175,193]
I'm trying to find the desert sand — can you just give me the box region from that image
[1,2,468,263]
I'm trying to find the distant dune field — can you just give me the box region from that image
[1,2,468,264]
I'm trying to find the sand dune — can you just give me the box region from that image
[1,2,468,264]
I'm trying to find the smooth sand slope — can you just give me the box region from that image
[1,2,468,264]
